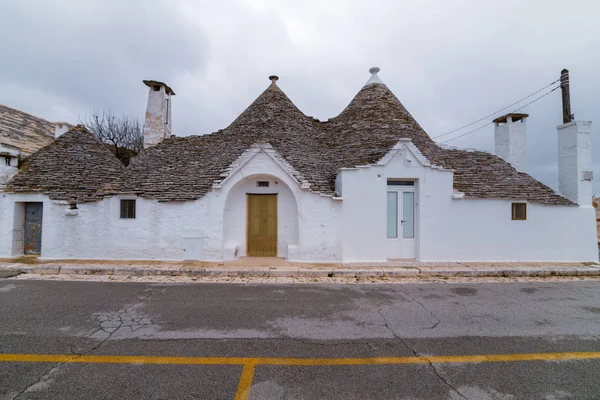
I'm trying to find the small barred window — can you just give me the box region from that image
[120,199,136,219]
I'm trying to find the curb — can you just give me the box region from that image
[2,264,600,279]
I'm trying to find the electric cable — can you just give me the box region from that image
[439,85,560,144]
[433,78,560,140]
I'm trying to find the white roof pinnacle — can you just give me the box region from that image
[365,67,383,85]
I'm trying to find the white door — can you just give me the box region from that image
[386,181,416,259]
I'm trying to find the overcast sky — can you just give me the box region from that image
[1,0,599,192]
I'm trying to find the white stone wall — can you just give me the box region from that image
[419,197,597,262]
[558,121,592,206]
[218,149,342,262]
[0,165,18,188]
[0,146,342,262]
[495,117,527,172]
[0,141,595,263]
[338,141,598,262]
[0,145,21,188]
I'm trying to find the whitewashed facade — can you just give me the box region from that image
[0,140,595,262]
[0,70,597,263]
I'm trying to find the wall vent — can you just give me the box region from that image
[582,170,593,181]
[257,181,269,187]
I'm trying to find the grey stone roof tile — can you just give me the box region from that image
[106,80,573,206]
[8,79,574,206]
[5,125,124,203]
[0,104,54,154]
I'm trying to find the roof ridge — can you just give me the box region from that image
[0,103,56,154]
[0,103,55,134]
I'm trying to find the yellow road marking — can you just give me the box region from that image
[234,363,256,400]
[3,352,599,400]
[0,351,599,366]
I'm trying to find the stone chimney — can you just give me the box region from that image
[53,122,73,138]
[557,121,593,206]
[143,80,175,148]
[493,113,528,172]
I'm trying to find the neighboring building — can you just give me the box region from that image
[0,104,71,189]
[0,69,596,262]
[593,198,600,244]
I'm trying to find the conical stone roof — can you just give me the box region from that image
[18,71,572,206]
[321,76,572,206]
[103,78,329,201]
[5,125,124,203]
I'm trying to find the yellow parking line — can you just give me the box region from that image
[1,351,599,366]
[234,363,256,400]
[3,352,599,400]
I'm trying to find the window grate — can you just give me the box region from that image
[257,181,270,187]
[120,199,136,219]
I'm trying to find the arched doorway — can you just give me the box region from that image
[223,174,299,259]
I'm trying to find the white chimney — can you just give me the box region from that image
[494,113,528,172]
[143,80,175,148]
[557,121,593,206]
[53,122,73,138]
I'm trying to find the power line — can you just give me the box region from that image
[433,78,560,140]
[512,85,561,113]
[439,85,560,144]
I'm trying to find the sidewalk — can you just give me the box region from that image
[2,258,600,279]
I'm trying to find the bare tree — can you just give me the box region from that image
[81,110,143,165]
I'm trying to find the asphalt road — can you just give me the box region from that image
[0,278,599,399]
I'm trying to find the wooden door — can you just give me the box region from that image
[247,194,277,257]
[24,202,43,255]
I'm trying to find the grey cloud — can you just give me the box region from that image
[0,0,207,118]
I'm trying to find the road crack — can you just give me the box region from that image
[12,286,164,399]
[88,285,164,343]
[402,291,441,330]
[378,307,468,400]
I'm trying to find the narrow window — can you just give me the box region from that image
[4,156,10,166]
[120,199,136,219]
[387,192,398,238]
[165,98,169,125]
[153,85,160,91]
[387,180,415,186]
[511,203,526,220]
[257,181,269,187]
[402,192,415,238]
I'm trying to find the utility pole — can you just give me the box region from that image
[560,69,572,123]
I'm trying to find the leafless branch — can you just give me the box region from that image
[81,110,143,165]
